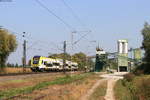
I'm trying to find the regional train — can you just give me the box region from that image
[30,56,78,72]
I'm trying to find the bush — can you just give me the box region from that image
[121,74,138,100]
[137,78,150,100]
[134,63,150,75]
[123,74,150,100]
[134,70,144,76]
[124,73,135,82]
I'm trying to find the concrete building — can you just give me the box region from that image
[117,39,128,72]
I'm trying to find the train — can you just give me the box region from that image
[30,56,78,72]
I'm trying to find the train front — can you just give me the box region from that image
[31,56,41,72]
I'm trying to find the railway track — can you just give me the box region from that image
[0,71,82,83]
[0,70,81,77]
[0,71,58,77]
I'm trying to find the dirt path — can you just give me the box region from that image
[80,78,106,100]
[104,78,119,100]
[80,72,127,100]
[101,72,127,100]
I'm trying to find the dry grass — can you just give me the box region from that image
[10,73,100,100]
[115,75,150,100]
[0,67,32,74]
[114,80,132,100]
[89,80,107,100]
[0,73,63,91]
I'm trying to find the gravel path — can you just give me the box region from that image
[101,72,127,100]
[104,78,119,100]
[80,72,127,100]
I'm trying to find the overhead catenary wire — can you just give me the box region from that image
[60,0,93,46]
[60,0,87,29]
[74,31,91,44]
[35,0,75,31]
[35,0,94,55]
[26,39,63,52]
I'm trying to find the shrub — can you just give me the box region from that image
[124,73,135,82]
[134,63,150,75]
[137,78,150,100]
[134,70,144,76]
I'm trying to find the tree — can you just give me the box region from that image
[136,22,150,74]
[142,22,150,62]
[6,63,11,67]
[0,29,17,68]
[72,52,87,70]
[141,22,150,73]
[15,63,18,67]
[49,52,94,70]
[49,53,71,60]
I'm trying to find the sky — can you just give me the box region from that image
[0,0,150,65]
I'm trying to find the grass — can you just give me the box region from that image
[0,79,26,86]
[114,80,132,100]
[0,67,31,74]
[114,74,150,100]
[9,79,26,83]
[89,80,107,100]
[0,72,92,99]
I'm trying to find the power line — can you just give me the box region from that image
[60,0,86,29]
[35,0,75,31]
[22,32,27,72]
[74,31,91,44]
[35,0,93,55]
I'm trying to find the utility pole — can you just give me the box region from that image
[63,41,66,74]
[71,32,74,72]
[22,32,26,72]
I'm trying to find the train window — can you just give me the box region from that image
[44,62,47,65]
[73,65,77,67]
[33,56,40,61]
[47,64,53,67]
[53,63,60,66]
[66,64,68,66]
[33,61,39,64]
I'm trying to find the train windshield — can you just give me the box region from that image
[33,56,40,64]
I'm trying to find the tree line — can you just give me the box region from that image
[49,52,95,70]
